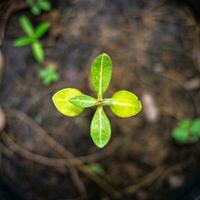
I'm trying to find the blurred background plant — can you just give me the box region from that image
[85,163,105,176]
[38,65,60,86]
[172,118,200,144]
[26,0,51,15]
[13,11,60,86]
[14,16,49,63]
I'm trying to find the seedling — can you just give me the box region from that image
[52,53,142,148]
[14,16,50,63]
[85,163,105,176]
[172,118,200,144]
[38,65,60,86]
[26,0,51,15]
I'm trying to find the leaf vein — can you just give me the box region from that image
[99,108,102,146]
[112,102,135,107]
[99,55,104,97]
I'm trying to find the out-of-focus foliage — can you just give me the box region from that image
[14,16,49,63]
[172,118,200,144]
[85,163,105,176]
[26,0,51,16]
[38,65,60,86]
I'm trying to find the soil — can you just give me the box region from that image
[0,0,200,199]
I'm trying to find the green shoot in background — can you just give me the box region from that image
[26,0,51,16]
[172,118,200,144]
[14,16,49,63]
[85,163,105,176]
[52,53,142,148]
[38,65,60,86]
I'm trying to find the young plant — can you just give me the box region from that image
[172,118,200,144]
[14,16,49,63]
[26,0,51,16]
[38,65,60,86]
[85,163,105,176]
[52,53,142,148]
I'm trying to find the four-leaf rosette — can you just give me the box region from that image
[52,53,142,148]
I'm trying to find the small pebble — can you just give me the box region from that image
[168,175,184,188]
[142,91,159,123]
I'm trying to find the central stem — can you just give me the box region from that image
[97,97,103,106]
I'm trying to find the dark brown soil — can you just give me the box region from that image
[0,0,200,199]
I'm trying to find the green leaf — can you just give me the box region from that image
[39,1,51,10]
[35,23,50,38]
[91,53,112,98]
[90,107,111,148]
[69,95,97,108]
[26,0,34,5]
[32,41,44,63]
[85,163,105,176]
[172,119,200,144]
[190,118,200,133]
[38,66,60,86]
[179,119,191,130]
[172,128,188,144]
[109,90,142,118]
[52,88,84,117]
[31,5,41,15]
[14,36,33,47]
[19,16,34,36]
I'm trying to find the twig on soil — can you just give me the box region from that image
[5,109,121,164]
[3,108,122,198]
[1,132,120,168]
[2,131,87,197]
[1,143,87,200]
[2,134,77,167]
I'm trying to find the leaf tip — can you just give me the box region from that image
[101,53,112,61]
[91,136,110,148]
[137,98,143,112]
[95,143,107,148]
[101,52,109,56]
[44,22,50,28]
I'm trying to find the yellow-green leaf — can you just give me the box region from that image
[90,107,111,148]
[91,53,112,98]
[109,90,142,118]
[52,88,84,117]
[69,95,97,108]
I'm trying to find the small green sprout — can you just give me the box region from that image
[14,16,50,63]
[85,163,105,176]
[52,53,142,148]
[38,65,60,86]
[172,118,200,144]
[26,0,51,15]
